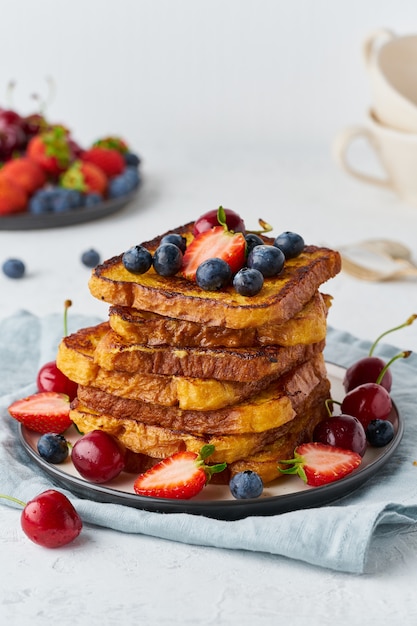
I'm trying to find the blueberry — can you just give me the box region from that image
[247,244,285,277]
[233,267,264,296]
[195,258,232,291]
[81,249,101,268]
[108,175,132,198]
[245,233,264,255]
[37,433,69,464]
[153,243,183,276]
[122,245,153,274]
[366,419,395,447]
[29,189,54,214]
[124,166,141,187]
[160,233,187,253]
[109,168,140,198]
[2,258,25,279]
[124,152,141,167]
[84,192,103,207]
[229,470,264,499]
[52,189,83,212]
[274,231,305,259]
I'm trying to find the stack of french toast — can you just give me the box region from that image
[57,220,341,485]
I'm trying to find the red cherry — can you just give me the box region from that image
[37,360,78,401]
[193,208,246,236]
[341,383,392,430]
[71,430,126,483]
[313,414,367,456]
[343,356,392,393]
[20,489,82,548]
[344,315,416,393]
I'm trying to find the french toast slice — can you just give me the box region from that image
[57,322,326,408]
[108,292,331,348]
[93,326,326,382]
[69,378,330,474]
[74,354,327,434]
[88,223,341,329]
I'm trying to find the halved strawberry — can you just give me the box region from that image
[133,445,226,499]
[278,442,361,487]
[182,226,246,280]
[8,392,72,434]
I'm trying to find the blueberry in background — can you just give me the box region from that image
[2,258,25,279]
[81,249,101,268]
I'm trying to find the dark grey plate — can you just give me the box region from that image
[18,363,404,520]
[0,189,139,230]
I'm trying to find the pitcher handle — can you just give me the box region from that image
[362,28,395,69]
[332,126,392,189]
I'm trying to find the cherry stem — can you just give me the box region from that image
[369,314,417,356]
[376,350,412,385]
[64,300,72,337]
[324,398,334,417]
[0,494,26,508]
[246,218,273,235]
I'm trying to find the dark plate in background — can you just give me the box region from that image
[0,190,138,230]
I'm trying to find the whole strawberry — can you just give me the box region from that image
[0,176,28,215]
[93,136,129,154]
[26,125,75,176]
[1,156,46,194]
[82,147,125,177]
[60,160,108,195]
[8,391,72,434]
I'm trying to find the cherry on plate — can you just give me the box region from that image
[71,430,126,483]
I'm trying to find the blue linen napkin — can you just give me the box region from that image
[1,310,417,575]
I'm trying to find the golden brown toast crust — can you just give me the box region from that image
[93,327,326,381]
[57,323,325,408]
[89,223,341,329]
[108,292,331,348]
[70,378,330,478]
[74,354,327,435]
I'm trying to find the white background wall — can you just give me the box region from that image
[1,0,416,159]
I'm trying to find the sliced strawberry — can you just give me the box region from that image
[133,445,226,499]
[278,442,361,487]
[8,392,72,434]
[182,226,246,280]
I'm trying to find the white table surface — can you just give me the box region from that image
[1,142,417,625]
